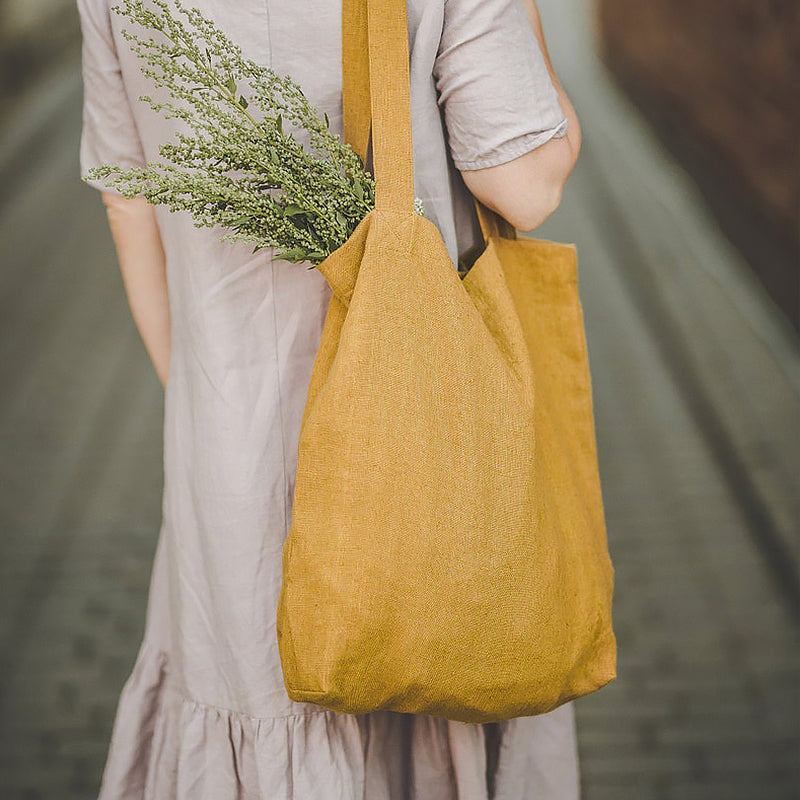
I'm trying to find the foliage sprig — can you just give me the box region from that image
[85,0,424,266]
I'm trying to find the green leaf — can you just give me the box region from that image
[238,94,249,109]
[282,203,305,217]
[274,247,309,262]
[352,178,363,202]
[275,114,283,135]
[225,75,236,95]
[324,112,330,129]
[335,211,347,229]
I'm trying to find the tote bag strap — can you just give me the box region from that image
[474,201,517,241]
[342,0,371,169]
[342,0,415,213]
[342,0,516,240]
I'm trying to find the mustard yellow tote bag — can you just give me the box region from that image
[275,0,617,723]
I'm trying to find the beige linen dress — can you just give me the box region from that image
[77,0,579,797]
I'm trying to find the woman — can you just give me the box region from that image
[77,0,582,797]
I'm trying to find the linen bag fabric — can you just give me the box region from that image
[276,0,617,723]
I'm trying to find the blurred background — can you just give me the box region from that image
[0,0,797,798]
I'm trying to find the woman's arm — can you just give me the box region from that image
[458,0,582,232]
[102,192,171,388]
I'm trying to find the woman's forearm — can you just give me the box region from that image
[102,192,171,388]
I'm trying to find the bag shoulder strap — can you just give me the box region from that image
[342,0,371,167]
[342,0,516,240]
[342,0,414,212]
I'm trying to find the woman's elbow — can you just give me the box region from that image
[505,178,564,232]
[461,137,576,233]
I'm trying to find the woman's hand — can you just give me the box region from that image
[458,0,581,233]
[102,192,171,388]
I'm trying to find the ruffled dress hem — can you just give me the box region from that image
[96,638,506,800]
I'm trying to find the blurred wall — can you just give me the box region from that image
[0,0,80,115]
[597,0,799,327]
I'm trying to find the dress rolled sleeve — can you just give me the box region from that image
[433,0,568,171]
[77,0,147,192]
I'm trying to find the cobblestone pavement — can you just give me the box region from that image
[0,1,798,798]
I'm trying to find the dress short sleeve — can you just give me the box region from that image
[433,0,568,171]
[77,0,147,192]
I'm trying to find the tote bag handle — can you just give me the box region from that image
[342,0,517,241]
[342,0,414,213]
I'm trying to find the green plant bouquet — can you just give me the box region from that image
[84,0,425,267]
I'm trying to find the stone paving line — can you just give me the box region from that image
[1,3,799,799]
